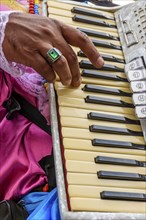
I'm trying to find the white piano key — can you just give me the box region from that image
[130,80,146,93]
[132,93,146,106]
[70,197,146,213]
[64,149,146,164]
[65,160,146,175]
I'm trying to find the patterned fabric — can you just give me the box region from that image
[0,1,52,200]
[0,0,28,12]
[0,11,26,77]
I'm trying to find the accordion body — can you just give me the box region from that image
[43,0,146,219]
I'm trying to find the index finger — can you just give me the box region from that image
[61,23,104,68]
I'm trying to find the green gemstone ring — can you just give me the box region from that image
[46,48,62,64]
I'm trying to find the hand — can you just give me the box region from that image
[3,12,104,87]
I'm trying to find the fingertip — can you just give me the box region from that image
[71,77,82,87]
[62,79,72,86]
[96,56,104,68]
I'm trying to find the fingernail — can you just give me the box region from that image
[72,77,82,87]
[97,57,104,67]
[63,79,72,86]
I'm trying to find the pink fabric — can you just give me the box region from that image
[0,11,27,77]
[0,11,50,118]
[0,11,52,200]
[0,70,52,200]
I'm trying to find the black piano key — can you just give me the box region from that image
[100,191,146,201]
[92,139,146,150]
[81,70,127,82]
[89,125,143,136]
[71,7,114,20]
[97,171,146,181]
[85,96,134,108]
[77,27,119,40]
[78,51,125,63]
[87,112,140,125]
[83,84,132,96]
[92,39,121,50]
[101,54,125,63]
[95,156,146,167]
[73,15,116,28]
[80,60,124,72]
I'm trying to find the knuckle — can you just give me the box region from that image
[35,62,49,74]
[51,18,62,29]
[49,71,56,80]
[78,31,89,44]
[67,52,77,64]
[35,59,46,70]
[42,65,51,74]
[64,74,72,82]
[41,68,56,82]
[41,27,55,38]
[47,74,56,83]
[61,76,72,86]
[55,56,66,67]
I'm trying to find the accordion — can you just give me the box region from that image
[43,0,146,219]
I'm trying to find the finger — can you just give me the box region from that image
[55,38,82,87]
[60,23,104,68]
[32,54,56,83]
[39,44,72,86]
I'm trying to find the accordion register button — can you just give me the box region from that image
[135,105,146,119]
[125,57,145,73]
[132,93,146,106]
[131,81,146,93]
[127,69,146,82]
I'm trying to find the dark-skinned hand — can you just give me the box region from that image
[3,12,104,87]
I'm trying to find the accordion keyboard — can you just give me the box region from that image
[47,0,146,216]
